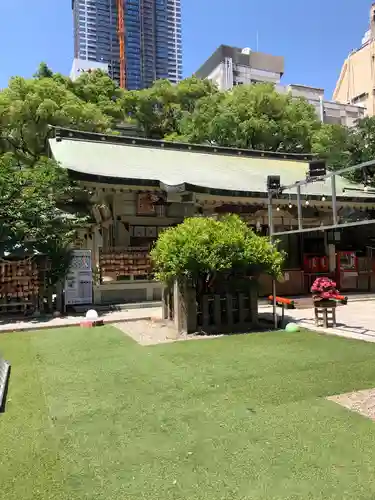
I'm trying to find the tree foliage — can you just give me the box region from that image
[72,69,124,120]
[168,83,321,152]
[151,215,284,284]
[0,75,112,163]
[0,153,87,284]
[0,65,115,283]
[311,123,353,170]
[121,77,218,139]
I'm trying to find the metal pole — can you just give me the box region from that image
[296,185,303,230]
[271,218,375,237]
[331,175,338,226]
[280,158,375,192]
[268,191,278,329]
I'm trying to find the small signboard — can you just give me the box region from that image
[65,250,93,306]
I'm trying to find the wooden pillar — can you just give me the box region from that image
[249,287,258,326]
[226,293,233,327]
[173,279,197,334]
[202,296,210,329]
[214,295,221,327]
[162,286,170,320]
[239,293,246,324]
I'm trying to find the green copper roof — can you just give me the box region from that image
[49,136,375,202]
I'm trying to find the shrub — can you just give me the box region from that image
[150,214,284,284]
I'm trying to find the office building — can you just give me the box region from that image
[72,0,182,90]
[195,45,365,128]
[334,4,375,116]
[195,45,285,89]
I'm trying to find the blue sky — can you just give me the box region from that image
[0,0,371,98]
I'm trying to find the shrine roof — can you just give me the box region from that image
[49,128,375,202]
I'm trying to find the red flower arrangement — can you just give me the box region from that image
[311,277,339,301]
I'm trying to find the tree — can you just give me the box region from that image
[150,215,284,284]
[0,76,112,163]
[72,69,125,120]
[171,83,321,152]
[348,116,375,165]
[0,153,87,285]
[34,62,54,79]
[121,77,218,139]
[0,65,119,290]
[311,123,353,171]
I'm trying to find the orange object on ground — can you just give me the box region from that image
[268,296,296,309]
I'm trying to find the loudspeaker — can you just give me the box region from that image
[309,160,326,178]
[267,175,281,191]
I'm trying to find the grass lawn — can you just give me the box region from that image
[2,328,375,499]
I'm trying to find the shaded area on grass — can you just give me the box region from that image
[1,328,375,499]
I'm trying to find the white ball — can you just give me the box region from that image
[86,309,99,320]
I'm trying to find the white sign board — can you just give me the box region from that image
[65,250,93,305]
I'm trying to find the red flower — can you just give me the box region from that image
[311,277,339,298]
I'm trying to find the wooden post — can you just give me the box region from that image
[226,294,234,327]
[173,279,197,334]
[249,287,258,327]
[173,279,182,332]
[162,286,169,320]
[239,293,246,324]
[202,296,209,330]
[185,281,197,334]
[214,295,221,328]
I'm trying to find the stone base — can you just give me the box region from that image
[80,319,104,328]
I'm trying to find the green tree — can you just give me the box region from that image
[33,62,54,79]
[72,69,125,120]
[0,153,87,284]
[0,66,112,287]
[321,116,375,185]
[121,77,218,139]
[151,215,284,284]
[311,123,353,171]
[172,83,320,152]
[0,75,112,163]
[348,116,375,165]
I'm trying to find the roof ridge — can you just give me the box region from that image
[52,126,313,162]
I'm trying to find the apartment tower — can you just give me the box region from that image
[72,0,182,89]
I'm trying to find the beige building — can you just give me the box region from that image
[334,3,375,115]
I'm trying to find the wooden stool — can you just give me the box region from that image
[314,300,337,328]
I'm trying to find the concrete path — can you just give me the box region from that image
[0,307,163,334]
[260,298,375,343]
[2,295,375,344]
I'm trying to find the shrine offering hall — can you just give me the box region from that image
[47,128,375,306]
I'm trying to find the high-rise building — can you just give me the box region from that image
[196,45,365,128]
[72,0,182,90]
[333,4,375,116]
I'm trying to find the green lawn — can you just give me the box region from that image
[2,328,375,499]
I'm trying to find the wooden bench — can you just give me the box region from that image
[268,296,296,327]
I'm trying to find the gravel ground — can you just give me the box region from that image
[328,388,375,421]
[114,319,223,346]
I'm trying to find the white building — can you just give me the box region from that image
[195,45,365,128]
[70,58,109,82]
